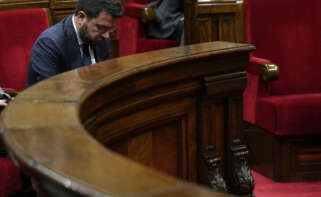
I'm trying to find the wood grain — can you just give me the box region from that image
[1,41,254,196]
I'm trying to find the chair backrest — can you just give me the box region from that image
[0,8,49,91]
[245,0,321,95]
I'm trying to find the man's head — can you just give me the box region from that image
[75,0,124,44]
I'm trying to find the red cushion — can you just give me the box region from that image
[123,3,146,18]
[117,10,179,57]
[117,16,140,57]
[255,93,321,136]
[0,8,49,91]
[0,158,23,197]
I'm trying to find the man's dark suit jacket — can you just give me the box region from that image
[147,0,184,40]
[26,15,110,88]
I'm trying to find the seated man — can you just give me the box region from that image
[26,0,124,88]
[145,0,184,45]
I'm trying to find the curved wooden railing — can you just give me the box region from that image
[1,41,254,197]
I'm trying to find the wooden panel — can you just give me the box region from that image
[244,121,321,182]
[295,142,321,181]
[50,0,77,24]
[193,17,212,43]
[219,14,236,41]
[111,122,181,177]
[99,96,197,181]
[50,9,71,23]
[211,16,219,41]
[151,123,179,177]
[198,98,226,184]
[185,0,245,44]
[51,0,77,9]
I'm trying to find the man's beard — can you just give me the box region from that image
[79,23,93,44]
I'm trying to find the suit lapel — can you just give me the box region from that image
[62,16,83,70]
[61,16,110,68]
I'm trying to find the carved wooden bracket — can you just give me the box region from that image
[230,139,255,196]
[202,140,255,196]
[202,145,229,193]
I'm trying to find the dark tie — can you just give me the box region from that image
[82,43,91,66]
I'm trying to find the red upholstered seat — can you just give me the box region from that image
[0,8,49,196]
[243,0,321,136]
[0,8,49,92]
[256,93,321,136]
[0,158,23,197]
[117,0,179,57]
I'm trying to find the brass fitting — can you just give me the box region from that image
[259,63,279,82]
[139,7,156,24]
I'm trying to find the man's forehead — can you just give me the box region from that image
[94,12,116,25]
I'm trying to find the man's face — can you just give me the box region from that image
[78,11,116,44]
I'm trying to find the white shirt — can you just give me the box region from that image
[72,15,96,64]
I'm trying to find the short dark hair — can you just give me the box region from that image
[75,0,124,19]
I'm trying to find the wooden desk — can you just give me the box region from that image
[1,41,254,196]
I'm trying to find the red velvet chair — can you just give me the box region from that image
[0,8,49,196]
[117,0,179,57]
[243,0,321,182]
[0,158,23,197]
[0,8,49,92]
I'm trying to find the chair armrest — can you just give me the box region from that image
[244,56,278,123]
[248,56,279,82]
[123,3,156,23]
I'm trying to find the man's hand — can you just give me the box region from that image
[0,99,7,107]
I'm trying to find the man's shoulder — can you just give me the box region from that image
[40,25,62,40]
[36,16,73,46]
[41,16,71,38]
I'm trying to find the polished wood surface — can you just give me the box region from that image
[1,41,254,196]
[185,0,246,44]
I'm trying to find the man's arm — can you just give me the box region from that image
[26,37,61,87]
[0,100,6,107]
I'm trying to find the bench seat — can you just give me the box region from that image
[256,93,321,136]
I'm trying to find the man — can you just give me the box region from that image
[146,0,184,45]
[26,0,124,88]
